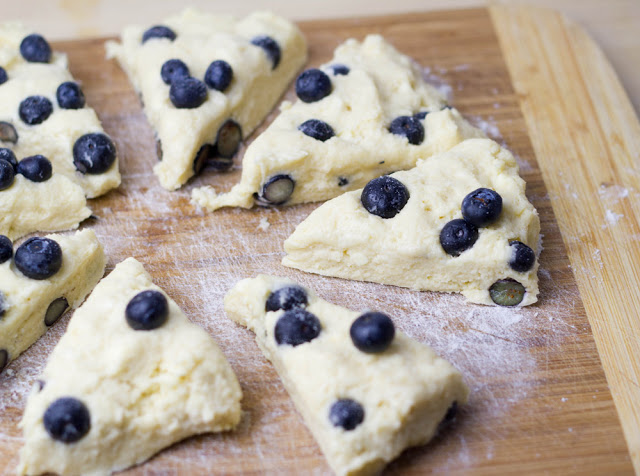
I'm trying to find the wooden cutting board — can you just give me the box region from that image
[1,4,639,474]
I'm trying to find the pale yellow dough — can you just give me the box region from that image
[106,9,307,190]
[225,275,468,476]
[283,138,541,306]
[18,257,242,476]
[0,229,105,371]
[192,34,484,211]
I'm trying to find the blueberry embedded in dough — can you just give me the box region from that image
[160,59,190,85]
[0,291,7,318]
[328,64,349,76]
[14,237,63,280]
[169,77,208,109]
[19,95,53,125]
[266,285,308,312]
[508,240,536,273]
[17,155,52,182]
[43,397,91,443]
[296,68,332,103]
[257,174,295,206]
[204,60,233,92]
[461,188,503,227]
[44,297,69,327]
[361,176,410,219]
[413,110,430,120]
[0,148,18,170]
[329,398,365,431]
[338,177,349,187]
[0,349,8,373]
[0,235,12,263]
[56,82,86,110]
[389,115,425,145]
[350,312,395,354]
[0,159,15,190]
[250,35,281,69]
[72,132,117,175]
[19,34,51,63]
[298,119,334,142]
[125,290,169,331]
[0,122,18,144]
[274,308,321,346]
[439,218,479,257]
[141,25,176,44]
[489,279,525,306]
[214,119,242,159]
[0,67,7,85]
[192,144,212,175]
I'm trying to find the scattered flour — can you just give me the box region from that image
[257,217,270,231]
[421,66,453,103]
[602,209,623,228]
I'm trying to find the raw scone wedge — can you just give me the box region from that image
[192,34,484,211]
[106,8,307,190]
[0,22,121,198]
[0,228,105,373]
[283,138,541,306]
[18,257,242,476]
[225,275,468,476]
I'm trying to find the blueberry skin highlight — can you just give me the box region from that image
[19,96,53,125]
[461,188,503,227]
[361,176,410,219]
[440,219,479,256]
[266,286,308,312]
[274,308,321,347]
[0,149,17,171]
[298,119,334,142]
[14,237,62,280]
[73,133,117,174]
[17,155,52,182]
[56,82,85,109]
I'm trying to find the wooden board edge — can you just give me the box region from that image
[489,3,640,472]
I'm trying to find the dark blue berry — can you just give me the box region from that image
[489,279,525,306]
[266,286,308,312]
[160,59,190,85]
[0,159,14,190]
[329,399,364,430]
[389,116,424,145]
[509,241,535,272]
[72,133,117,174]
[214,119,242,158]
[0,122,18,144]
[43,397,91,443]
[440,219,478,256]
[338,177,349,187]
[169,77,207,109]
[0,149,17,171]
[19,96,53,125]
[125,290,169,331]
[192,144,212,175]
[0,235,12,264]
[142,25,176,43]
[0,67,7,85]
[56,82,85,109]
[251,36,281,69]
[0,349,7,372]
[350,312,395,353]
[15,237,62,280]
[361,176,409,219]
[20,34,51,63]
[298,119,334,142]
[414,111,429,120]
[329,64,349,76]
[296,69,332,103]
[204,60,233,91]
[257,174,295,206]
[461,188,503,227]
[274,308,321,346]
[17,155,52,182]
[44,297,68,327]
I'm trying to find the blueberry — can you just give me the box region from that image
[45,297,68,327]
[338,177,349,187]
[125,290,169,331]
[461,188,503,227]
[160,59,190,85]
[56,82,85,109]
[205,60,233,91]
[15,237,62,280]
[43,397,91,443]
[440,219,478,256]
[257,174,295,206]
[19,96,53,125]
[489,279,525,306]
[142,25,176,43]
[72,132,117,174]
[389,116,425,145]
[296,69,332,103]
[169,77,207,109]
[274,308,321,346]
[444,401,458,422]
[0,122,18,144]
[329,399,364,431]
[0,149,17,171]
[414,111,429,120]
[361,176,410,219]
[0,235,12,264]
[508,241,535,272]
[215,119,242,158]
[251,36,281,69]
[20,34,51,63]
[17,155,52,182]
[266,285,308,312]
[350,312,395,353]
[0,67,7,85]
[0,292,6,318]
[329,64,349,75]
[298,119,334,142]
[0,349,7,373]
[0,159,14,190]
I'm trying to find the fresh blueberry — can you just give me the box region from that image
[0,349,8,373]
[56,82,85,109]
[215,119,242,158]
[43,397,91,443]
[389,115,425,145]
[296,69,332,103]
[361,176,410,219]
[125,290,169,331]
[251,36,281,69]
[414,111,429,120]
[0,160,14,190]
[44,297,68,327]
[20,34,51,63]
[0,67,7,85]
[72,132,117,174]
[160,59,190,85]
[274,308,321,346]
[0,122,18,144]
[266,285,308,312]
[440,219,478,256]
[142,25,176,43]
[14,237,62,280]
[0,235,12,264]
[509,241,535,272]
[0,149,17,171]
[461,188,503,227]
[19,96,53,125]
[257,174,295,206]
[329,64,349,76]
[350,312,395,353]
[298,119,334,142]
[329,399,364,431]
[204,60,233,91]
[489,279,525,306]
[169,77,207,109]
[17,155,52,182]
[192,144,212,175]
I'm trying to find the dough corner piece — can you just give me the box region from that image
[283,138,541,307]
[17,257,242,476]
[225,275,468,476]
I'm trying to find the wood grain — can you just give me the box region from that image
[0,7,634,475]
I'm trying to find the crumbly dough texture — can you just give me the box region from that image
[225,275,468,476]
[18,257,243,476]
[192,34,484,211]
[0,229,105,370]
[0,22,121,198]
[283,139,541,306]
[106,9,307,190]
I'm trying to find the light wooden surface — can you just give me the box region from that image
[0,6,636,475]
